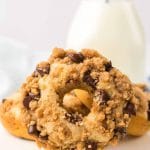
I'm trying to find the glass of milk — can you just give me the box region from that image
[66,0,145,83]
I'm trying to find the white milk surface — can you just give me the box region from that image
[66,0,145,82]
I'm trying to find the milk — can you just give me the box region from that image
[66,0,145,82]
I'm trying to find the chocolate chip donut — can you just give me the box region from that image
[0,48,149,150]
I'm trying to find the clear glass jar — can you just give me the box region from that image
[66,0,145,82]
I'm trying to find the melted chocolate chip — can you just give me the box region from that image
[105,61,113,71]
[148,101,150,110]
[97,89,110,105]
[102,121,108,129]
[23,96,33,109]
[68,53,84,63]
[28,125,39,136]
[123,102,136,116]
[148,111,150,121]
[23,93,40,109]
[2,99,7,103]
[83,70,97,89]
[65,113,82,124]
[114,127,126,139]
[39,135,49,140]
[34,64,50,77]
[147,102,150,121]
[85,140,97,150]
[114,127,126,134]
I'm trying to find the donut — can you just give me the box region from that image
[0,48,149,150]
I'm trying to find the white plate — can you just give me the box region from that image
[0,124,38,150]
[0,123,149,150]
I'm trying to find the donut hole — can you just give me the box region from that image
[63,89,92,116]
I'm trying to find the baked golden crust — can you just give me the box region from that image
[0,92,34,140]
[127,85,150,136]
[127,115,150,136]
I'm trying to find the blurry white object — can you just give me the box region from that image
[66,0,145,82]
[0,37,29,99]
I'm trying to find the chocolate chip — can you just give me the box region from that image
[148,111,150,121]
[123,102,136,116]
[148,101,150,110]
[85,140,97,150]
[35,64,50,77]
[65,113,82,124]
[114,127,126,139]
[2,99,7,103]
[147,102,150,121]
[105,61,113,71]
[97,89,110,105]
[39,135,49,140]
[102,121,108,129]
[23,96,33,109]
[23,93,40,109]
[68,53,84,63]
[83,70,97,89]
[114,127,126,134]
[28,125,39,136]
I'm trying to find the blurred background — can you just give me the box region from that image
[0,0,150,99]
